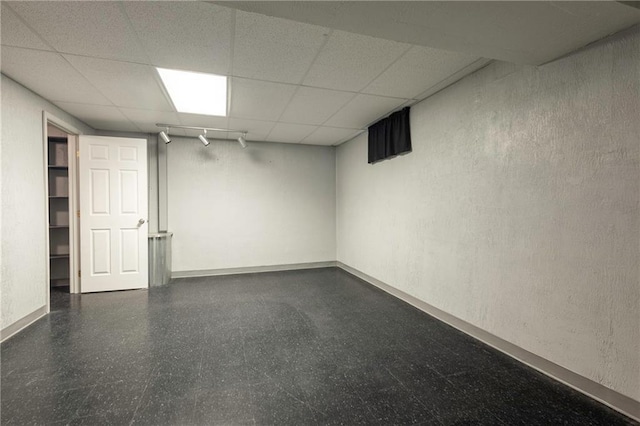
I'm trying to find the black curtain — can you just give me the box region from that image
[368,107,411,164]
[368,119,387,163]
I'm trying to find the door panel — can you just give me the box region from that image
[120,229,139,273]
[90,169,110,214]
[79,135,148,292]
[91,229,111,275]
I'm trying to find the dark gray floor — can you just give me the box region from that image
[1,268,636,425]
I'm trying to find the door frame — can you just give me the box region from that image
[43,112,82,313]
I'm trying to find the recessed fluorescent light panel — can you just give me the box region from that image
[157,68,227,116]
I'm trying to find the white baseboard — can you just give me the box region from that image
[336,262,640,422]
[173,261,338,279]
[1,305,47,343]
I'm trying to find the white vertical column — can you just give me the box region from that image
[158,134,169,232]
[147,135,159,234]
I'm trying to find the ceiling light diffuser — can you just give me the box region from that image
[157,68,227,116]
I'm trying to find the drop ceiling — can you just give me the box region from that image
[217,1,640,65]
[2,1,638,146]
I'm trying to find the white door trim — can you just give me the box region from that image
[42,112,82,315]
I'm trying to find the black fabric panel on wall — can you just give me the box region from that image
[386,107,411,157]
[368,119,387,163]
[368,107,411,164]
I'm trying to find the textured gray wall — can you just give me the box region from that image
[337,26,639,400]
[1,75,93,330]
[167,137,336,272]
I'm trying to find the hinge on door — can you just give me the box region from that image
[77,210,80,218]
[78,270,81,278]
[76,150,80,158]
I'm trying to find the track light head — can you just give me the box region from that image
[198,130,210,146]
[159,130,171,144]
[237,134,247,149]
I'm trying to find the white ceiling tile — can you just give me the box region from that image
[1,3,52,50]
[266,123,317,144]
[301,126,363,146]
[228,118,275,142]
[363,46,480,99]
[0,46,111,106]
[9,1,147,62]
[123,2,232,74]
[118,109,181,133]
[280,87,355,126]
[233,10,329,84]
[324,94,407,129]
[414,58,492,101]
[229,78,297,121]
[303,30,409,92]
[167,128,189,137]
[54,102,138,132]
[64,55,172,111]
[178,114,228,127]
[177,114,229,140]
[149,125,189,137]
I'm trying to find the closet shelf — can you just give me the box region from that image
[50,253,70,259]
[49,225,69,229]
[48,165,68,169]
[49,196,68,199]
[50,278,70,286]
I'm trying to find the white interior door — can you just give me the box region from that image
[79,136,148,292]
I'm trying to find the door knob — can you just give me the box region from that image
[138,218,146,226]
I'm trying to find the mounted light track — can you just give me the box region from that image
[156,123,249,149]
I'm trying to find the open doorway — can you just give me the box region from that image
[44,113,81,312]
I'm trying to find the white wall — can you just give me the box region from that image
[337,26,640,401]
[168,137,336,272]
[1,75,93,330]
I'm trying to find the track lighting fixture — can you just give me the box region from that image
[198,130,210,146]
[237,134,247,149]
[156,124,248,149]
[159,129,171,144]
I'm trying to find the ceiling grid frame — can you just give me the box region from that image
[263,27,335,142]
[3,1,637,145]
[301,41,416,145]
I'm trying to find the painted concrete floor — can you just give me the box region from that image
[1,267,636,425]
